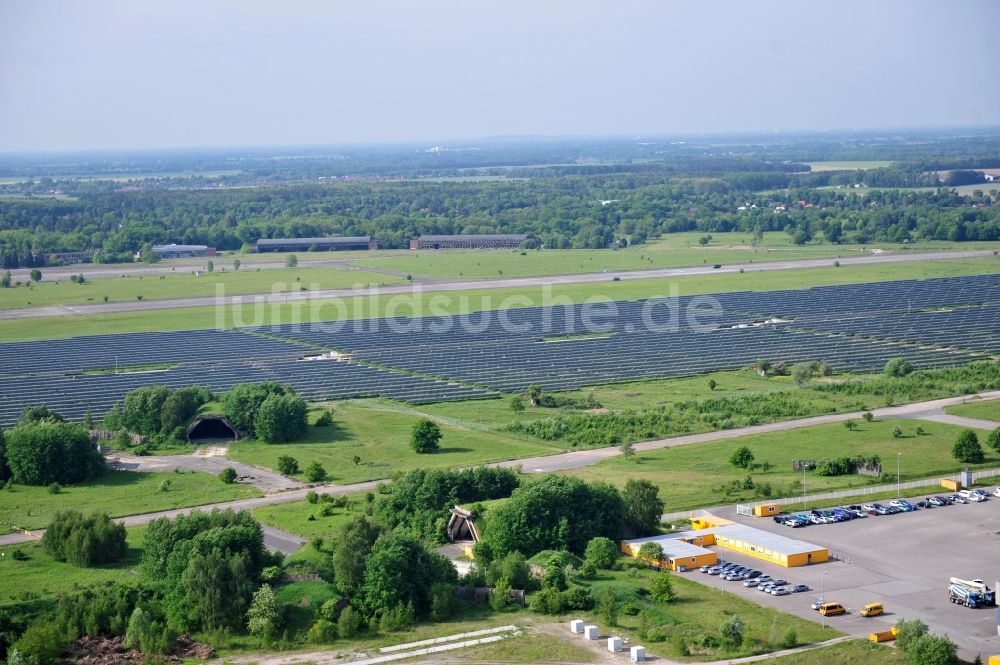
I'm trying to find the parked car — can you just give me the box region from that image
[959,489,985,502]
[927,496,946,506]
[861,503,879,515]
[791,584,810,593]
[819,602,846,616]
[992,487,1000,498]
[758,583,775,593]
[951,494,968,504]
[744,579,759,588]
[916,499,933,509]
[771,579,789,587]
[972,489,989,500]
[846,505,868,518]
[700,565,712,573]
[772,587,790,596]
[860,602,884,617]
[707,567,723,575]
[889,499,916,512]
[871,503,892,515]
[745,570,762,579]
[757,575,772,583]
[810,599,825,610]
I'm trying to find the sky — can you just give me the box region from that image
[1,0,998,152]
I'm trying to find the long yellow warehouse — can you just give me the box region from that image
[624,515,828,568]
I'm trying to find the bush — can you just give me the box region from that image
[47,482,61,494]
[315,410,334,427]
[862,411,874,422]
[729,446,754,469]
[529,587,565,614]
[649,569,676,602]
[584,536,618,569]
[988,427,1000,452]
[42,511,127,567]
[562,586,594,610]
[337,606,361,639]
[219,467,237,484]
[720,614,745,648]
[5,421,105,486]
[410,419,442,453]
[885,357,914,378]
[306,490,319,503]
[254,394,308,443]
[306,619,337,643]
[305,462,328,482]
[953,429,985,463]
[277,455,300,475]
[782,628,797,648]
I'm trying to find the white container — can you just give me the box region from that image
[569,619,584,634]
[630,645,646,662]
[608,636,622,652]
[584,625,599,640]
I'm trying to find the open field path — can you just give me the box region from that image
[2,391,998,554]
[110,445,306,492]
[2,250,992,320]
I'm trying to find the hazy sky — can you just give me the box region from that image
[1,0,998,151]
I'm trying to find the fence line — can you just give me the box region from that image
[661,467,1000,522]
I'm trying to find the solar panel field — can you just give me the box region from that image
[2,273,998,426]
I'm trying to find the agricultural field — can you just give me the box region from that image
[0,265,404,309]
[564,419,993,512]
[3,255,997,342]
[944,398,1000,422]
[0,470,259,534]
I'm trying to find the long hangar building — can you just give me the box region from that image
[255,236,377,252]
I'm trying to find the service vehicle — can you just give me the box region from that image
[818,602,846,616]
[860,602,884,617]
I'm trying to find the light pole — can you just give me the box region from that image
[897,452,902,498]
[821,571,829,628]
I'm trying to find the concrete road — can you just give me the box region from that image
[111,446,305,493]
[3,249,993,321]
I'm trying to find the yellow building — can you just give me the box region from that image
[620,535,718,572]
[624,514,828,569]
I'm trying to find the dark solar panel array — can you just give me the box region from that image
[2,273,998,426]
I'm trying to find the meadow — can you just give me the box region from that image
[3,255,997,342]
[0,527,146,602]
[354,232,1000,280]
[0,470,259,533]
[226,402,567,485]
[0,265,404,309]
[944,398,1000,422]
[564,419,992,513]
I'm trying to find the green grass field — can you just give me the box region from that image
[565,419,992,513]
[3,256,997,342]
[252,495,367,540]
[0,266,404,309]
[561,564,835,660]
[764,639,904,664]
[226,402,566,485]
[354,232,1000,280]
[944,398,1000,423]
[0,470,260,533]
[0,527,145,602]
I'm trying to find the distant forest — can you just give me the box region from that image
[1,130,999,268]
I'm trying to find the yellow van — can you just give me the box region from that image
[819,602,846,616]
[860,602,884,617]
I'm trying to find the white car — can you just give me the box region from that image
[993,487,1000,498]
[959,489,986,502]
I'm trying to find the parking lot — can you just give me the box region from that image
[677,493,1000,660]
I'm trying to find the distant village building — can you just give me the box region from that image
[255,236,377,252]
[42,251,94,265]
[151,244,216,259]
[409,233,537,250]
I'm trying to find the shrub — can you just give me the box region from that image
[254,394,308,443]
[953,429,985,463]
[219,467,237,484]
[988,427,1000,452]
[315,410,334,427]
[529,587,565,614]
[337,606,361,639]
[42,511,127,567]
[48,482,61,494]
[782,628,797,648]
[720,614,745,648]
[306,619,337,643]
[305,462,328,482]
[584,536,618,569]
[410,419,442,453]
[885,357,914,378]
[5,421,104,486]
[277,455,300,475]
[649,569,676,602]
[729,446,754,469]
[862,411,874,422]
